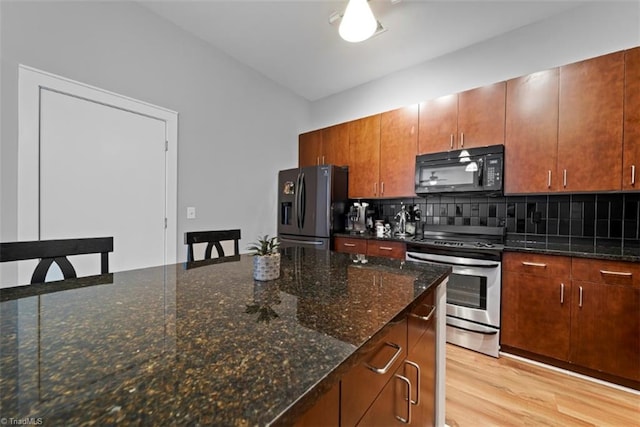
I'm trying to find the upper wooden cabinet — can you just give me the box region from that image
[558,51,624,192]
[418,94,458,153]
[298,124,349,168]
[298,129,322,168]
[458,82,506,149]
[322,123,350,167]
[379,105,418,198]
[505,69,560,194]
[624,47,640,190]
[348,114,381,198]
[348,106,418,199]
[418,82,505,154]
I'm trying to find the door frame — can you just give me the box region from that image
[17,65,178,269]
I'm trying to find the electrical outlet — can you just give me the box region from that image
[187,207,196,219]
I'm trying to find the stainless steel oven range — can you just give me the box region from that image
[406,225,504,357]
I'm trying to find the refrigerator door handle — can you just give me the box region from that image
[295,172,302,230]
[300,172,306,229]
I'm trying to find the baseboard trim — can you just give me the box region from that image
[499,351,640,396]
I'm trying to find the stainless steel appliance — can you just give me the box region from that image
[346,202,368,233]
[406,225,504,357]
[415,145,504,196]
[278,165,348,250]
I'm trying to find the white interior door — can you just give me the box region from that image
[0,65,178,288]
[39,89,167,277]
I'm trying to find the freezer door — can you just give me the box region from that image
[299,166,330,238]
[277,168,301,237]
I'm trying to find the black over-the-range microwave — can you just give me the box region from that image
[415,144,504,196]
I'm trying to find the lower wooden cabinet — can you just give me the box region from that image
[343,286,437,427]
[501,252,640,386]
[294,382,340,427]
[341,318,408,426]
[570,258,640,382]
[334,236,406,260]
[501,252,572,361]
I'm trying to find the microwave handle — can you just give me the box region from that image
[477,158,484,187]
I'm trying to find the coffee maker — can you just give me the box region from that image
[347,202,368,233]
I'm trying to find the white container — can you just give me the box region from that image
[253,253,281,281]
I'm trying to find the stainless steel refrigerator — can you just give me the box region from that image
[278,165,348,250]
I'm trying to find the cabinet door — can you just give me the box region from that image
[624,47,640,190]
[299,130,322,168]
[406,289,436,427]
[322,123,350,167]
[505,69,559,194]
[334,236,367,254]
[366,240,406,260]
[341,318,407,426]
[501,271,571,361]
[558,51,624,192]
[418,94,458,154]
[457,82,506,149]
[356,364,413,427]
[349,115,381,198]
[570,259,640,381]
[294,382,340,427]
[379,106,418,198]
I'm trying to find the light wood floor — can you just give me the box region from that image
[445,344,640,427]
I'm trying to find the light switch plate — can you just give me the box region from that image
[187,207,196,219]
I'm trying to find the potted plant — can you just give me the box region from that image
[247,235,281,281]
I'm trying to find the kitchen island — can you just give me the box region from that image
[0,247,449,426]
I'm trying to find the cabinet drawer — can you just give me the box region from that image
[572,258,640,287]
[408,288,436,353]
[341,318,408,427]
[334,237,367,254]
[503,252,571,277]
[367,240,406,260]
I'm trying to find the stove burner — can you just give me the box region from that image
[433,240,463,247]
[474,242,495,248]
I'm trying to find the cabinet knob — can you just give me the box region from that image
[632,165,636,185]
[563,169,567,188]
[460,132,464,148]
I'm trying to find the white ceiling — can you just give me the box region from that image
[142,0,585,101]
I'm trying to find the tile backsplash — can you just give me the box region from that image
[359,193,640,257]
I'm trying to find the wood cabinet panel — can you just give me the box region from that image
[624,46,640,190]
[349,115,381,198]
[406,288,436,427]
[294,382,340,427]
[570,279,640,381]
[341,318,407,427]
[502,251,571,277]
[379,106,418,198]
[572,257,640,287]
[322,123,350,167]
[457,82,506,149]
[558,51,624,192]
[334,236,367,255]
[501,253,571,361]
[418,94,458,154]
[366,240,406,260]
[355,363,411,427]
[505,69,560,194]
[299,130,322,168]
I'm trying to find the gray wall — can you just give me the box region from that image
[0,1,309,262]
[309,1,640,130]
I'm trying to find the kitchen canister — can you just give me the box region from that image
[253,253,281,281]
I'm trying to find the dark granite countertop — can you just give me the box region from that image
[334,232,640,263]
[333,231,414,244]
[503,245,640,263]
[0,248,449,426]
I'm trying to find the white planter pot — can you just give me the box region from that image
[253,253,281,281]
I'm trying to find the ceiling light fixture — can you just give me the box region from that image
[338,0,378,43]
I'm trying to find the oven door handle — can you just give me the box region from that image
[447,317,498,335]
[407,253,500,269]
